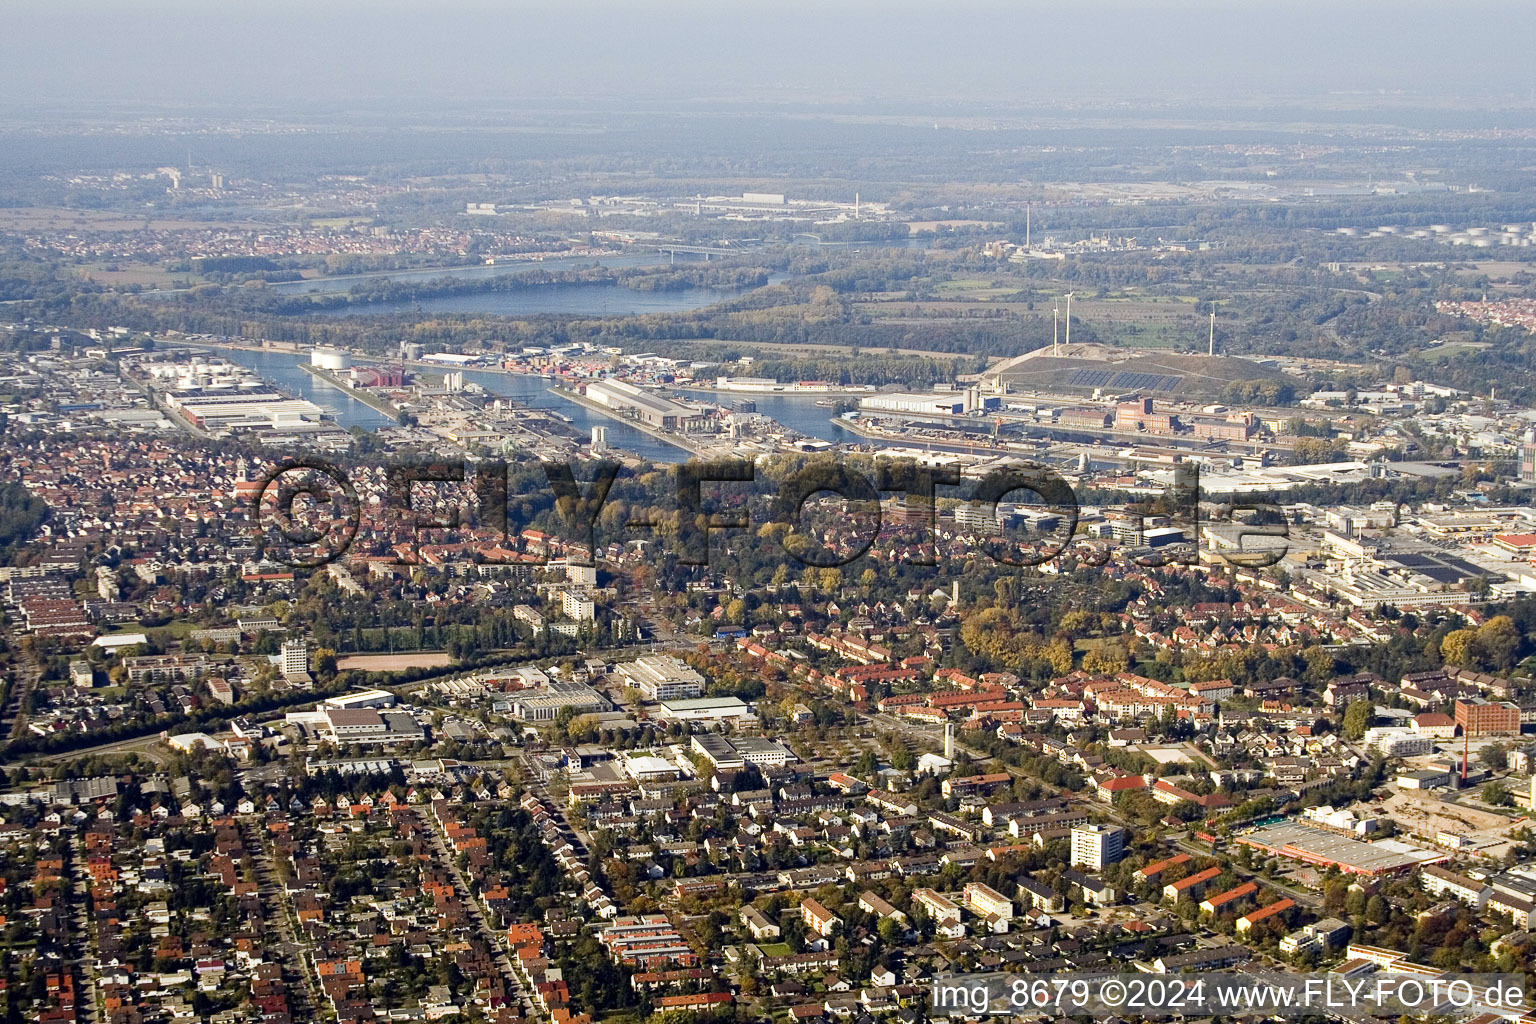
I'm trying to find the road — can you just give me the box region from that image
[1170,835,1321,910]
[869,710,1325,910]
[0,654,42,742]
[65,829,101,1024]
[425,813,540,1018]
[521,759,594,856]
[5,639,678,769]
[34,733,170,766]
[239,819,326,1019]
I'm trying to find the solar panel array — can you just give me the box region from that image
[1064,369,1183,392]
[1113,372,1183,392]
[1067,369,1115,388]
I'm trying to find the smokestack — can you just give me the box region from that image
[944,722,954,760]
[1209,308,1216,356]
[1065,292,1073,350]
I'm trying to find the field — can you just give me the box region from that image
[931,277,1023,300]
[1415,338,1491,360]
[672,336,983,361]
[0,206,255,232]
[309,216,375,229]
[75,262,193,288]
[337,652,454,671]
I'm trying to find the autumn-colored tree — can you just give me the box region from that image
[1045,639,1075,676]
[1082,644,1130,676]
[1342,698,1373,741]
[1439,627,1480,668]
[1477,615,1521,672]
[1301,645,1336,683]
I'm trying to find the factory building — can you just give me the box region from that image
[616,655,706,702]
[584,379,708,430]
[859,388,998,416]
[163,389,328,432]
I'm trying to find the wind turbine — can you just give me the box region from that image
[1064,292,1073,351]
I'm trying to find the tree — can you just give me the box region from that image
[1082,644,1129,675]
[1301,646,1336,684]
[1477,616,1521,672]
[1483,782,1514,807]
[313,646,338,680]
[1440,628,1480,669]
[1479,743,1509,772]
[1343,698,1373,741]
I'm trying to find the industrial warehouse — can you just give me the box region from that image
[161,388,330,433]
[1236,821,1446,878]
[859,388,999,416]
[582,379,709,430]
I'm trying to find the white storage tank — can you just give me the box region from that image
[310,347,352,371]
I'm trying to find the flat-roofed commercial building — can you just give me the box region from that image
[656,696,755,722]
[510,682,610,722]
[692,734,795,769]
[164,390,328,431]
[322,709,425,747]
[618,655,705,701]
[620,752,679,782]
[585,380,707,430]
[1237,821,1445,877]
[320,689,398,711]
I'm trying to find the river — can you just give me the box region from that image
[213,253,851,462]
[675,388,862,446]
[212,348,694,462]
[213,349,859,465]
[274,256,780,318]
[272,252,669,294]
[311,281,746,318]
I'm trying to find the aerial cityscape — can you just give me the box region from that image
[3,2,1536,1024]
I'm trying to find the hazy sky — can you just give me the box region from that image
[7,1,1535,115]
